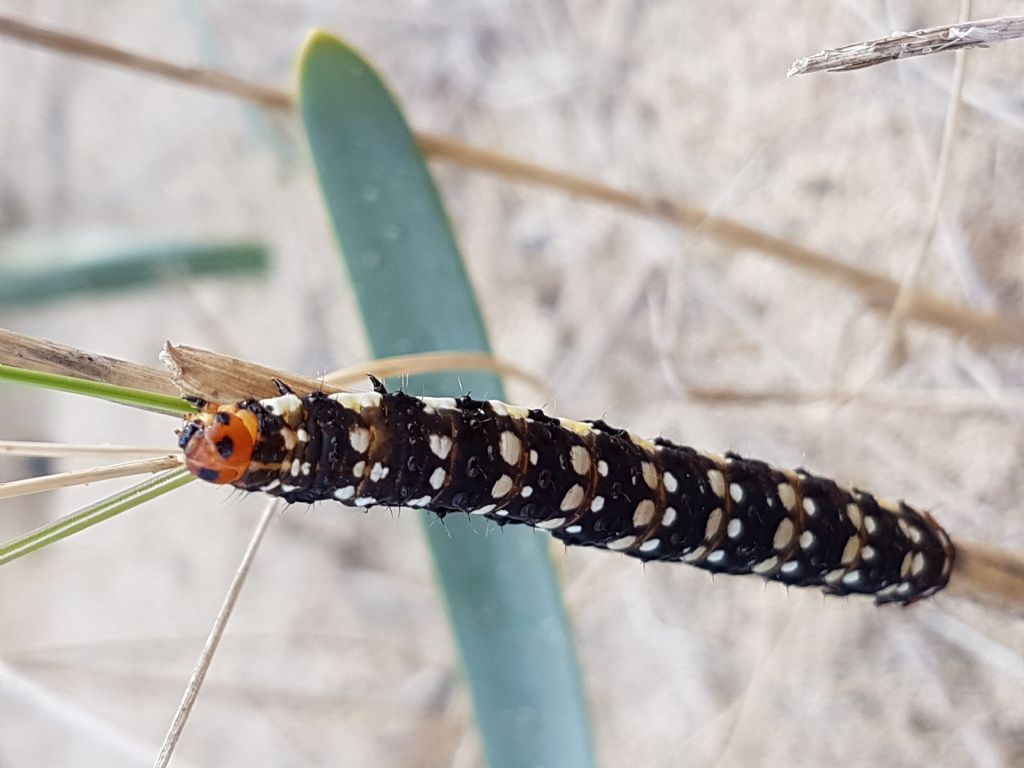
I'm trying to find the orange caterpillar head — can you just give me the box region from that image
[178,405,259,484]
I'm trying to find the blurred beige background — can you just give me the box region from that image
[1,1,1022,766]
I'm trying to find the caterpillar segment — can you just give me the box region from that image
[179,385,954,605]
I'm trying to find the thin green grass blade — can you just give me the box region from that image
[0,363,195,416]
[298,31,595,768]
[0,236,268,307]
[0,467,194,564]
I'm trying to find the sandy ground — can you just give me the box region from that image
[1,1,1023,766]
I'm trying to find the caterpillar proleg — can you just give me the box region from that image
[179,381,954,605]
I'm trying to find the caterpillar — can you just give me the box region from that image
[178,380,954,605]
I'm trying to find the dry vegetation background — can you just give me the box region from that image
[1,1,1023,766]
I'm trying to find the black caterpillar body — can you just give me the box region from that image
[179,385,955,605]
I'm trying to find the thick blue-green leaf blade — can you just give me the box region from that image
[298,31,594,768]
[0,235,267,307]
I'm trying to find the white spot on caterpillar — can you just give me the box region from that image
[369,462,388,482]
[641,462,658,489]
[280,484,298,493]
[899,520,924,544]
[773,517,795,550]
[296,428,309,442]
[846,502,863,530]
[752,556,779,574]
[841,570,862,587]
[662,507,677,527]
[489,400,509,416]
[537,517,566,530]
[570,445,592,475]
[354,497,376,507]
[824,568,845,585]
[565,525,583,534]
[491,475,513,498]
[861,545,877,562]
[900,551,914,579]
[633,499,656,528]
[334,485,355,500]
[499,431,522,465]
[590,496,605,512]
[330,392,383,411]
[707,469,725,498]
[280,429,296,451]
[777,483,796,511]
[705,507,724,540]
[727,518,743,539]
[520,485,533,498]
[841,535,860,565]
[896,582,914,597]
[729,482,744,503]
[471,504,496,515]
[607,535,636,551]
[864,515,878,535]
[640,538,660,553]
[349,427,370,454]
[429,434,453,459]
[259,393,303,420]
[629,433,656,451]
[430,467,446,490]
[707,550,727,565]
[407,495,433,507]
[597,460,609,477]
[419,396,457,411]
[799,530,816,550]
[559,418,594,437]
[911,552,927,576]
[529,450,539,466]
[290,459,301,477]
[560,484,585,511]
[803,497,817,516]
[876,497,899,513]
[663,472,678,494]
[682,545,708,563]
[495,509,509,517]
[262,479,281,491]
[780,560,801,575]
[352,460,366,478]
[300,462,311,476]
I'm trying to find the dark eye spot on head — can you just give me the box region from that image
[178,422,200,449]
[216,436,234,458]
[197,468,220,482]
[215,412,231,425]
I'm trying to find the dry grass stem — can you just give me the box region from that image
[0,14,292,110]
[0,327,178,395]
[686,385,1024,415]
[0,456,182,500]
[154,499,279,768]
[324,350,550,398]
[3,14,1021,347]
[0,440,175,458]
[161,343,347,402]
[948,541,1024,615]
[788,13,1024,76]
[877,0,972,373]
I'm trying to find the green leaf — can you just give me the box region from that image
[0,468,194,565]
[0,363,195,416]
[0,234,268,307]
[298,31,595,768]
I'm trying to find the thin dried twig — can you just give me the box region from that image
[160,342,346,402]
[0,327,178,395]
[0,456,182,500]
[788,14,1024,76]
[948,541,1024,615]
[324,350,550,397]
[154,499,279,768]
[3,14,1023,348]
[0,440,174,458]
